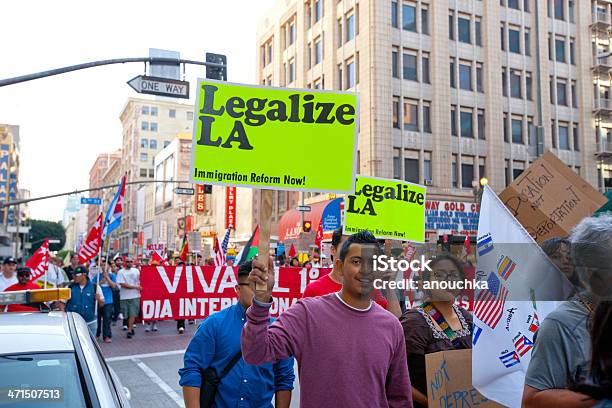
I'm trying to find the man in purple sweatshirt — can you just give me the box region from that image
[241,231,412,408]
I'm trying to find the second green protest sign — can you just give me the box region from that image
[343,176,426,242]
[191,80,358,193]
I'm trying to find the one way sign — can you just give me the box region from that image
[127,75,189,99]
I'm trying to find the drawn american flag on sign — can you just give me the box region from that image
[474,273,508,329]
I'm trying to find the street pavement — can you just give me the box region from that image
[101,319,300,407]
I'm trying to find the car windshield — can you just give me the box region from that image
[0,352,87,407]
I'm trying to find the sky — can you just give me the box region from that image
[0,0,275,222]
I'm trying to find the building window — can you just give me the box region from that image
[141,106,149,115]
[459,63,472,91]
[449,13,455,40]
[140,169,147,177]
[421,6,429,35]
[149,168,155,178]
[525,30,531,56]
[526,72,533,100]
[571,81,577,108]
[404,100,419,131]
[141,121,149,131]
[150,122,158,132]
[510,70,522,98]
[450,59,456,88]
[392,1,398,28]
[508,0,519,9]
[461,111,473,138]
[475,19,482,47]
[424,156,432,182]
[450,156,457,187]
[150,107,158,116]
[346,13,355,42]
[403,3,417,32]
[573,123,579,151]
[554,0,564,20]
[568,0,575,22]
[524,0,530,12]
[423,103,431,133]
[405,158,419,183]
[502,68,507,96]
[393,149,401,179]
[570,39,575,65]
[422,54,430,84]
[501,26,505,51]
[289,61,295,83]
[512,118,523,143]
[315,39,322,65]
[338,65,343,89]
[140,153,148,162]
[163,140,171,148]
[149,139,157,149]
[559,123,570,150]
[403,52,417,81]
[557,81,567,106]
[458,17,471,44]
[451,106,457,136]
[187,111,194,120]
[509,28,520,53]
[392,50,399,78]
[169,109,176,118]
[393,97,400,129]
[555,38,566,62]
[141,138,148,148]
[478,110,486,140]
[289,21,296,45]
[346,60,356,88]
[551,120,557,148]
[462,163,474,188]
[314,0,322,22]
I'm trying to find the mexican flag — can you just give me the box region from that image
[236,225,260,265]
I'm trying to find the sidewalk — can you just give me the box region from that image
[99,319,200,358]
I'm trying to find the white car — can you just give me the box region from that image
[0,290,131,407]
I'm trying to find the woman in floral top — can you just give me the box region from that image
[400,253,472,408]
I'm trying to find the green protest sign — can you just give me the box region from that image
[190,80,358,193]
[343,176,426,242]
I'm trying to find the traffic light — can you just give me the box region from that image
[303,221,312,233]
[206,53,227,81]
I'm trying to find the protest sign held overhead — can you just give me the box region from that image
[499,151,606,243]
[343,176,426,242]
[191,80,358,192]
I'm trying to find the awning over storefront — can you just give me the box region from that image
[278,198,343,242]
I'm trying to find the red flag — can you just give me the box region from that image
[151,250,169,266]
[314,221,323,249]
[288,243,297,258]
[26,238,49,282]
[463,234,471,257]
[78,213,103,264]
[213,237,225,267]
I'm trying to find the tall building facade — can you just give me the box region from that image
[117,98,195,252]
[0,125,20,227]
[87,151,121,230]
[257,0,603,218]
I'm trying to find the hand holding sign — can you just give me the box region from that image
[249,256,275,303]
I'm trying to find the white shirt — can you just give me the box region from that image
[0,274,18,292]
[35,264,65,288]
[117,267,140,300]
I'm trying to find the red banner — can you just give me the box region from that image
[225,187,236,229]
[195,184,206,213]
[140,266,330,320]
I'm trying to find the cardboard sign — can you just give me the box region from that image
[426,349,503,408]
[140,265,331,320]
[499,152,607,243]
[343,176,426,242]
[190,80,358,192]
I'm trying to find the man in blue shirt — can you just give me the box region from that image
[91,258,116,343]
[179,261,294,408]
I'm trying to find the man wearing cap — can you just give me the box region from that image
[63,254,80,282]
[0,257,18,292]
[66,265,105,336]
[117,257,141,339]
[4,267,44,312]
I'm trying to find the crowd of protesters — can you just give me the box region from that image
[178,218,611,408]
